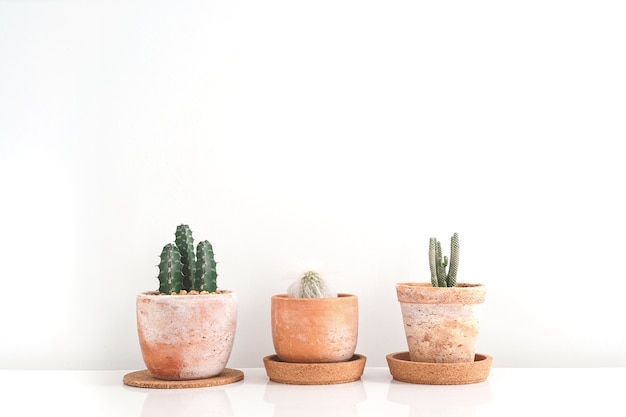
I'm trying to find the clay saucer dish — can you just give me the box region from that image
[263,354,366,385]
[386,352,492,385]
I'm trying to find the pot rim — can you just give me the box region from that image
[138,289,235,298]
[396,282,484,288]
[396,282,485,304]
[272,293,357,302]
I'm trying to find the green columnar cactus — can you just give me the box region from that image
[156,225,219,294]
[158,243,184,294]
[194,240,217,293]
[428,233,460,287]
[175,224,195,291]
[287,270,336,298]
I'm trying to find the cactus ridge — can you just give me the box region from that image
[158,243,183,294]
[195,240,217,292]
[287,270,336,298]
[428,233,460,287]
[175,224,195,291]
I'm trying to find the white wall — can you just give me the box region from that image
[1,0,625,370]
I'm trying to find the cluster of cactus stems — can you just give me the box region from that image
[287,270,336,298]
[429,233,459,287]
[157,225,218,294]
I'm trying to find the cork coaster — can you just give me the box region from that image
[123,368,244,389]
[263,354,366,385]
[387,352,492,385]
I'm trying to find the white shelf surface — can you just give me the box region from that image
[1,367,625,416]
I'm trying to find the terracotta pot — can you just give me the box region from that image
[136,291,237,380]
[271,293,358,363]
[396,283,485,363]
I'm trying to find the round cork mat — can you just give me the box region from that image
[263,354,366,385]
[123,368,244,389]
[387,352,492,385]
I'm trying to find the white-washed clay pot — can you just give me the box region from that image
[396,283,485,363]
[136,290,237,380]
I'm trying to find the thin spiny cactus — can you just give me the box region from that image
[436,240,448,287]
[428,233,460,287]
[429,238,438,287]
[448,233,460,287]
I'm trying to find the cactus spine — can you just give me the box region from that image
[428,233,460,287]
[287,270,336,298]
[156,225,219,294]
[194,240,217,293]
[158,243,184,294]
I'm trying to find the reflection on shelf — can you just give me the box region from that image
[264,379,366,417]
[139,387,234,417]
[387,379,493,417]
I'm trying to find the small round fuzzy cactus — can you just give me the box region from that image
[428,233,460,287]
[287,271,336,298]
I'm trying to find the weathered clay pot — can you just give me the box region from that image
[136,291,237,380]
[271,293,358,363]
[396,283,485,363]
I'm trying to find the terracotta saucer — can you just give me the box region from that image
[123,368,244,389]
[263,354,366,385]
[386,352,492,385]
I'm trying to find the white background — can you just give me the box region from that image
[1,0,624,370]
